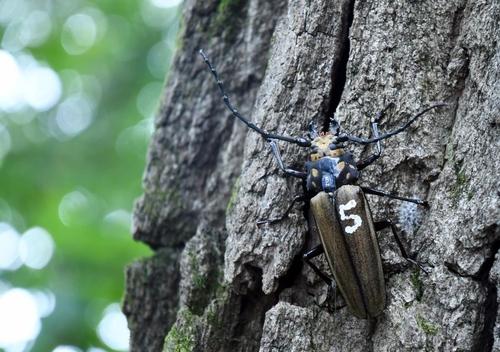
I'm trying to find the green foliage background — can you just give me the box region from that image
[0,0,181,350]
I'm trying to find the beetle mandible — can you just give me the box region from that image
[199,49,446,319]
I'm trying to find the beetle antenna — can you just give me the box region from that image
[339,103,447,145]
[199,49,311,147]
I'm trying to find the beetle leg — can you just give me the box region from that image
[257,195,306,225]
[268,140,307,179]
[374,220,429,274]
[361,186,429,207]
[356,103,394,170]
[356,148,381,171]
[303,245,333,286]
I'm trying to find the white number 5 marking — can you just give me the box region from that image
[338,199,362,234]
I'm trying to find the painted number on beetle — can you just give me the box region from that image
[339,199,362,234]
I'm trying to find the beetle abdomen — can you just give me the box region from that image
[310,186,385,319]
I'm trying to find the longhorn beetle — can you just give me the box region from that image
[199,50,446,319]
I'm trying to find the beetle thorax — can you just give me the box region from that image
[310,134,344,161]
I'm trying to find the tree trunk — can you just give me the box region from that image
[123,0,499,351]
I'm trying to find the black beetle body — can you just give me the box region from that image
[200,49,445,318]
[306,134,359,193]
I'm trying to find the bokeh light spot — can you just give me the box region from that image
[115,118,153,158]
[0,1,28,27]
[22,66,62,111]
[104,209,131,232]
[0,288,41,348]
[1,22,24,52]
[87,348,107,352]
[136,82,162,118]
[0,200,12,221]
[147,41,171,79]
[58,190,89,226]
[97,303,129,351]
[0,223,20,270]
[0,51,61,113]
[19,227,55,270]
[0,50,22,111]
[150,0,183,8]
[0,280,10,295]
[55,95,94,137]
[0,123,12,161]
[0,201,25,231]
[18,10,52,48]
[31,290,56,318]
[141,0,180,28]
[52,346,83,352]
[61,14,97,55]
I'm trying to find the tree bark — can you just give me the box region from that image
[123,0,499,351]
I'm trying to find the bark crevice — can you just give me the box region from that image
[324,0,355,130]
[472,237,500,352]
[444,236,500,351]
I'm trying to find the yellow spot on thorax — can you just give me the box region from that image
[309,134,344,160]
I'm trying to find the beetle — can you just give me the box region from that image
[199,49,446,319]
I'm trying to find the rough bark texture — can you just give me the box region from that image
[124,0,499,351]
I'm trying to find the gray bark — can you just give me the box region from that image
[124,0,500,351]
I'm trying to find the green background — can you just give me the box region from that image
[0,0,181,350]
